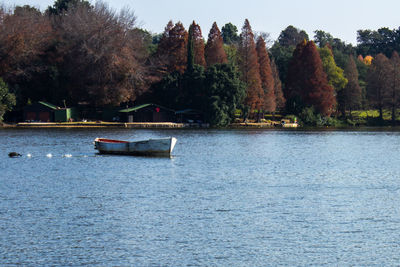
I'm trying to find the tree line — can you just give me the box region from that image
[0,0,400,126]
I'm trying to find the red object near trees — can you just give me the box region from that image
[205,22,227,67]
[256,36,276,112]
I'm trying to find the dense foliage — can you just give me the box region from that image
[0,78,15,122]
[1,1,400,126]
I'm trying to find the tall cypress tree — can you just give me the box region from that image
[300,41,336,116]
[168,22,188,74]
[286,41,336,116]
[187,22,195,72]
[191,21,206,67]
[338,56,362,117]
[285,39,307,113]
[238,19,263,114]
[156,21,188,74]
[256,36,276,112]
[205,22,227,67]
[367,53,391,120]
[271,59,286,111]
[155,20,175,74]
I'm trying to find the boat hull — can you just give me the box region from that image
[94,137,177,156]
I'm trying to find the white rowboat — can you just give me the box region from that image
[94,137,177,156]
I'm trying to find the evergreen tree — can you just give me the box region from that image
[278,25,309,47]
[204,64,245,126]
[182,65,205,110]
[269,43,295,89]
[150,71,182,109]
[256,36,276,112]
[338,56,362,117]
[205,22,227,66]
[238,19,263,116]
[221,22,239,44]
[47,0,91,15]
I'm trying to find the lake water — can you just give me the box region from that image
[1,128,400,266]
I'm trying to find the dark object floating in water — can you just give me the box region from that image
[8,152,22,158]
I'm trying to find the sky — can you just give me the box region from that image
[3,0,400,45]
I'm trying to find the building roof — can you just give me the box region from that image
[38,101,59,110]
[119,103,175,113]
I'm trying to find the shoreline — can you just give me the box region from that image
[2,122,210,129]
[2,122,400,131]
[3,121,288,129]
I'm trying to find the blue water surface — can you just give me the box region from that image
[1,128,400,266]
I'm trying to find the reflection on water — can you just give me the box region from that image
[1,128,400,266]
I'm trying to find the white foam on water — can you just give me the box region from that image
[63,154,72,158]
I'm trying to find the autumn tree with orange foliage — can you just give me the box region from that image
[156,21,188,74]
[188,21,206,68]
[167,22,188,74]
[256,36,276,112]
[0,6,54,108]
[53,2,149,106]
[238,19,263,117]
[0,6,52,82]
[364,55,373,65]
[286,41,336,116]
[205,22,227,67]
[154,20,174,75]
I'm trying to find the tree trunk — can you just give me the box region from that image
[392,103,396,125]
[379,106,383,121]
